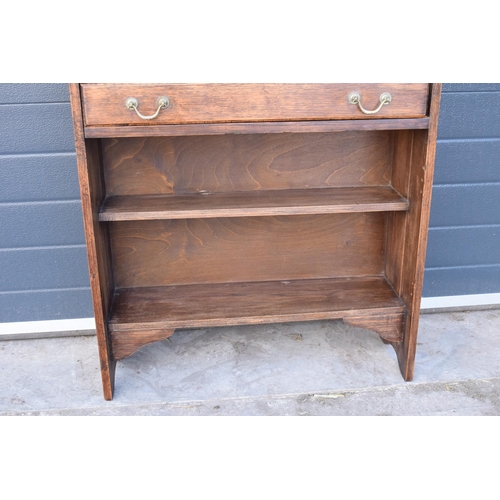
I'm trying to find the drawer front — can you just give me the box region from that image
[81,83,429,127]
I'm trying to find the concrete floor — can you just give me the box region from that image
[1,309,500,415]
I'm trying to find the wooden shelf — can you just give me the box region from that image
[99,186,409,221]
[85,118,430,138]
[109,276,404,332]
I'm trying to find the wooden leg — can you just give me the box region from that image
[101,358,117,401]
[391,311,418,381]
[96,325,117,401]
[92,324,115,400]
[393,344,414,381]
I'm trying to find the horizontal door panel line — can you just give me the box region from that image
[0,152,76,159]
[0,244,87,252]
[433,182,500,188]
[441,90,500,94]
[0,101,70,107]
[426,263,500,271]
[0,150,76,157]
[0,286,91,295]
[0,199,82,207]
[438,138,500,143]
[429,224,500,230]
[437,136,500,142]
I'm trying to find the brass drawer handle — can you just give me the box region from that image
[125,96,170,120]
[348,92,392,115]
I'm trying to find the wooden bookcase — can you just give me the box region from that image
[70,84,441,400]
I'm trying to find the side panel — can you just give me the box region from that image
[385,83,442,380]
[69,84,115,400]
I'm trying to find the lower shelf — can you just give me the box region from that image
[109,277,405,351]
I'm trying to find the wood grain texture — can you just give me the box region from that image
[398,131,431,307]
[99,186,409,221]
[343,311,404,343]
[110,214,387,287]
[109,277,405,332]
[385,130,414,295]
[69,84,116,400]
[102,132,393,196]
[111,329,175,360]
[72,82,440,396]
[81,83,429,126]
[84,118,431,138]
[388,84,442,380]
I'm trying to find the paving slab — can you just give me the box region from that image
[7,378,500,416]
[1,309,499,415]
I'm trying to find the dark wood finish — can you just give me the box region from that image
[385,83,442,380]
[111,329,175,360]
[102,132,394,196]
[70,83,441,399]
[100,186,409,221]
[85,118,430,138]
[385,130,414,297]
[109,277,404,332]
[343,312,404,343]
[69,84,116,400]
[396,85,443,380]
[82,84,429,126]
[110,214,387,287]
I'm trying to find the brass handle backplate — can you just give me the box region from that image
[125,96,170,120]
[348,92,392,115]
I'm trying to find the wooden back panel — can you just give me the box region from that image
[102,131,393,195]
[110,213,387,287]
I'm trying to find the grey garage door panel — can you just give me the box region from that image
[429,184,500,227]
[0,84,69,104]
[0,153,79,202]
[438,92,500,139]
[426,83,500,298]
[0,247,90,292]
[0,202,85,248]
[423,265,500,297]
[426,226,500,268]
[0,103,74,154]
[0,288,93,323]
[443,83,500,92]
[434,139,500,184]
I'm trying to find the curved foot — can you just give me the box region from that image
[110,329,176,360]
[343,311,405,343]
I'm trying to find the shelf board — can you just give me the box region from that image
[109,276,404,332]
[85,118,430,138]
[100,186,409,221]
